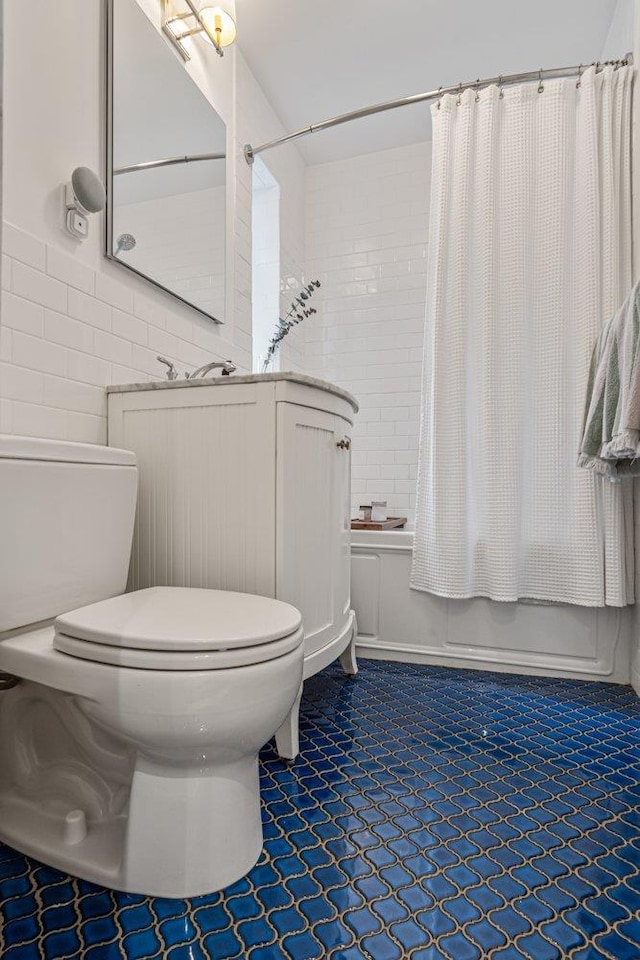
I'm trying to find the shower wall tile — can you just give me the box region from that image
[305,141,431,524]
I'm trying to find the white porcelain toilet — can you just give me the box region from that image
[0,435,304,898]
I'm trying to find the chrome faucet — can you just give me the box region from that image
[157,355,179,380]
[187,360,237,379]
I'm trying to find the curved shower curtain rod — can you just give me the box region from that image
[114,152,225,176]
[243,55,632,165]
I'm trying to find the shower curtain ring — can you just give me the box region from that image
[436,86,443,109]
[498,75,504,99]
[576,64,583,88]
[475,79,481,102]
[456,83,462,106]
[538,69,544,93]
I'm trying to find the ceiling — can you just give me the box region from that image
[236,0,621,165]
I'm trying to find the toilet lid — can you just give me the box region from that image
[54,587,302,652]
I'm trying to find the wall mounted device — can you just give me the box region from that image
[64,167,106,241]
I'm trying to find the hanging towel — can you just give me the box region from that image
[578,282,640,480]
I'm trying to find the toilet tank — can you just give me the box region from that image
[0,435,137,633]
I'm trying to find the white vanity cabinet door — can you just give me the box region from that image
[276,403,351,658]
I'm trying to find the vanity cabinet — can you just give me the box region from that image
[107,374,359,758]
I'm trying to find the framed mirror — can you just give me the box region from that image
[106,0,226,323]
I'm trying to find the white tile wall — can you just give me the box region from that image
[252,171,280,371]
[0,222,240,443]
[305,141,431,523]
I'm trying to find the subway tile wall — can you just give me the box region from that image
[0,221,243,444]
[305,141,431,524]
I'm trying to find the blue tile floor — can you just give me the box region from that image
[0,661,639,959]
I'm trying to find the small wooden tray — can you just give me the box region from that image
[351,517,407,531]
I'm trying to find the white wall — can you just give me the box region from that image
[236,61,307,374]
[251,160,280,372]
[305,142,431,524]
[0,0,305,442]
[601,0,635,58]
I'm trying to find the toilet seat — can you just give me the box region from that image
[53,586,303,670]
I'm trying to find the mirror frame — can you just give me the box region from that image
[105,0,225,324]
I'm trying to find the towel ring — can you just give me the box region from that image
[538,69,544,94]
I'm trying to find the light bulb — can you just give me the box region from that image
[198,2,236,48]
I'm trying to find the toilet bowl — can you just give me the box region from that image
[0,436,304,898]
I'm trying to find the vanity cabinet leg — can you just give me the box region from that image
[340,616,359,677]
[275,681,303,761]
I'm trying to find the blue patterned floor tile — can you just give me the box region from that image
[361,930,404,959]
[439,930,482,960]
[123,928,163,960]
[282,929,324,959]
[0,661,638,960]
[595,929,640,959]
[203,927,243,958]
[236,916,274,950]
[343,904,381,937]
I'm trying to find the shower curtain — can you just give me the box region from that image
[411,64,634,606]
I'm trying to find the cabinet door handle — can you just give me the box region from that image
[337,438,351,450]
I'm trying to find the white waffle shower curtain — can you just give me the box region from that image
[411,64,634,606]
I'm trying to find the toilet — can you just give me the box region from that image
[0,435,304,898]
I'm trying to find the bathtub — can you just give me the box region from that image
[351,528,631,683]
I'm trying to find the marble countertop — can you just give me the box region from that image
[106,371,359,413]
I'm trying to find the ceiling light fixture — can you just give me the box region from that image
[161,0,236,61]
